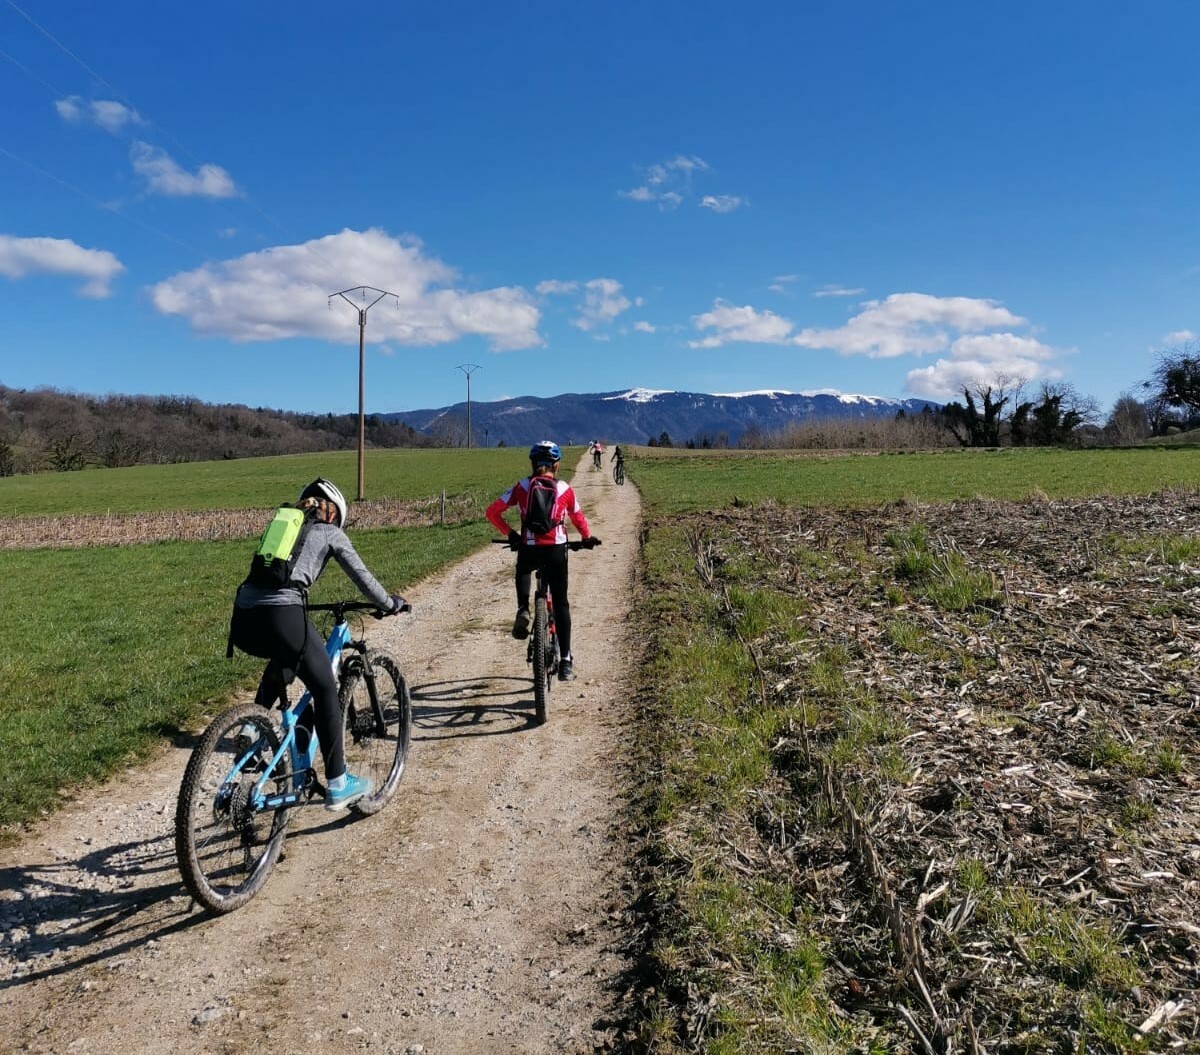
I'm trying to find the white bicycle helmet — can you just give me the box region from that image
[298,477,348,528]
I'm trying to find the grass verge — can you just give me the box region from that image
[624,499,1196,1052]
[0,519,494,835]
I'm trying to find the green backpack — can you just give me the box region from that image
[244,506,310,589]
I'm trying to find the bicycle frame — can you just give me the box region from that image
[225,616,353,813]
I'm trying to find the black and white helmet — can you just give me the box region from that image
[299,477,348,528]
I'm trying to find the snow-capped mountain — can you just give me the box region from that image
[383,388,939,447]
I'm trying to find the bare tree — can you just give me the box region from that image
[1011,381,1100,447]
[1144,341,1200,430]
[1103,392,1151,446]
[940,375,1027,447]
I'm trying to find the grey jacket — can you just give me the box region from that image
[235,520,394,611]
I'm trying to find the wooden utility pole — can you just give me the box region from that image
[328,286,399,499]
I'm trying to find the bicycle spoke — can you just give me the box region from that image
[339,653,411,815]
[175,704,290,913]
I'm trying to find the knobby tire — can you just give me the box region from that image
[339,652,412,815]
[532,596,550,724]
[175,701,291,914]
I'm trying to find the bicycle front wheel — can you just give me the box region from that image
[175,701,291,914]
[340,653,412,815]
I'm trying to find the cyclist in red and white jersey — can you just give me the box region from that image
[486,440,599,681]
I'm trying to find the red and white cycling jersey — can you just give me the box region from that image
[486,476,591,546]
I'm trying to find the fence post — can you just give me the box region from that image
[440,489,446,525]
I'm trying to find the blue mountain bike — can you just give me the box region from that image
[175,599,412,914]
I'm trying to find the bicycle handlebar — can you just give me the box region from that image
[491,538,600,552]
[307,599,411,620]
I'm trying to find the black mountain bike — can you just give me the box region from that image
[494,538,598,723]
[612,457,625,485]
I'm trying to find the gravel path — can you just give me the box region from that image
[1,458,640,1054]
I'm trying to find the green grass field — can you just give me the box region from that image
[0,445,540,516]
[0,519,494,832]
[629,445,1200,514]
[0,446,543,835]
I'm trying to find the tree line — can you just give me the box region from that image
[4,345,1198,474]
[0,386,433,476]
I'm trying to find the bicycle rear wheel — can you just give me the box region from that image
[613,463,624,485]
[532,595,550,724]
[175,701,291,913]
[339,652,412,815]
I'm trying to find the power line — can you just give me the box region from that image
[0,44,64,95]
[6,0,124,100]
[2,0,347,284]
[0,144,208,257]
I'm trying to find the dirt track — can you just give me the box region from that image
[1,458,639,1054]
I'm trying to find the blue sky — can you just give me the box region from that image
[2,1,1197,418]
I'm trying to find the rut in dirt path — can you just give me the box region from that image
[1,457,643,1055]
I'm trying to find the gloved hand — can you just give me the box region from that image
[582,536,601,548]
[507,529,521,549]
[388,594,411,615]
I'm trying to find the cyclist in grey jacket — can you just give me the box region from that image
[230,477,405,811]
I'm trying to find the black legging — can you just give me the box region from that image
[229,603,346,780]
[515,543,573,659]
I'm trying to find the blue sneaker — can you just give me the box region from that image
[325,772,373,812]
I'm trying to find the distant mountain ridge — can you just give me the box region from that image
[383,387,940,447]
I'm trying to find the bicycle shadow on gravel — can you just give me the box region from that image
[0,831,208,990]
[1,803,372,991]
[410,676,540,739]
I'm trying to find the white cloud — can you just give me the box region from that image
[689,301,795,349]
[699,194,746,213]
[621,154,741,212]
[56,96,144,133]
[813,285,865,298]
[148,227,541,350]
[691,292,1026,356]
[791,293,1026,358]
[0,234,124,297]
[130,141,238,198]
[572,278,631,331]
[1162,329,1196,345]
[689,290,1062,395]
[905,334,1059,400]
[660,155,708,177]
[633,320,656,333]
[535,279,579,296]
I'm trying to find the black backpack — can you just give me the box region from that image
[244,506,312,589]
[522,476,560,537]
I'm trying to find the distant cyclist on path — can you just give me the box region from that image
[486,441,599,682]
[589,440,603,469]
